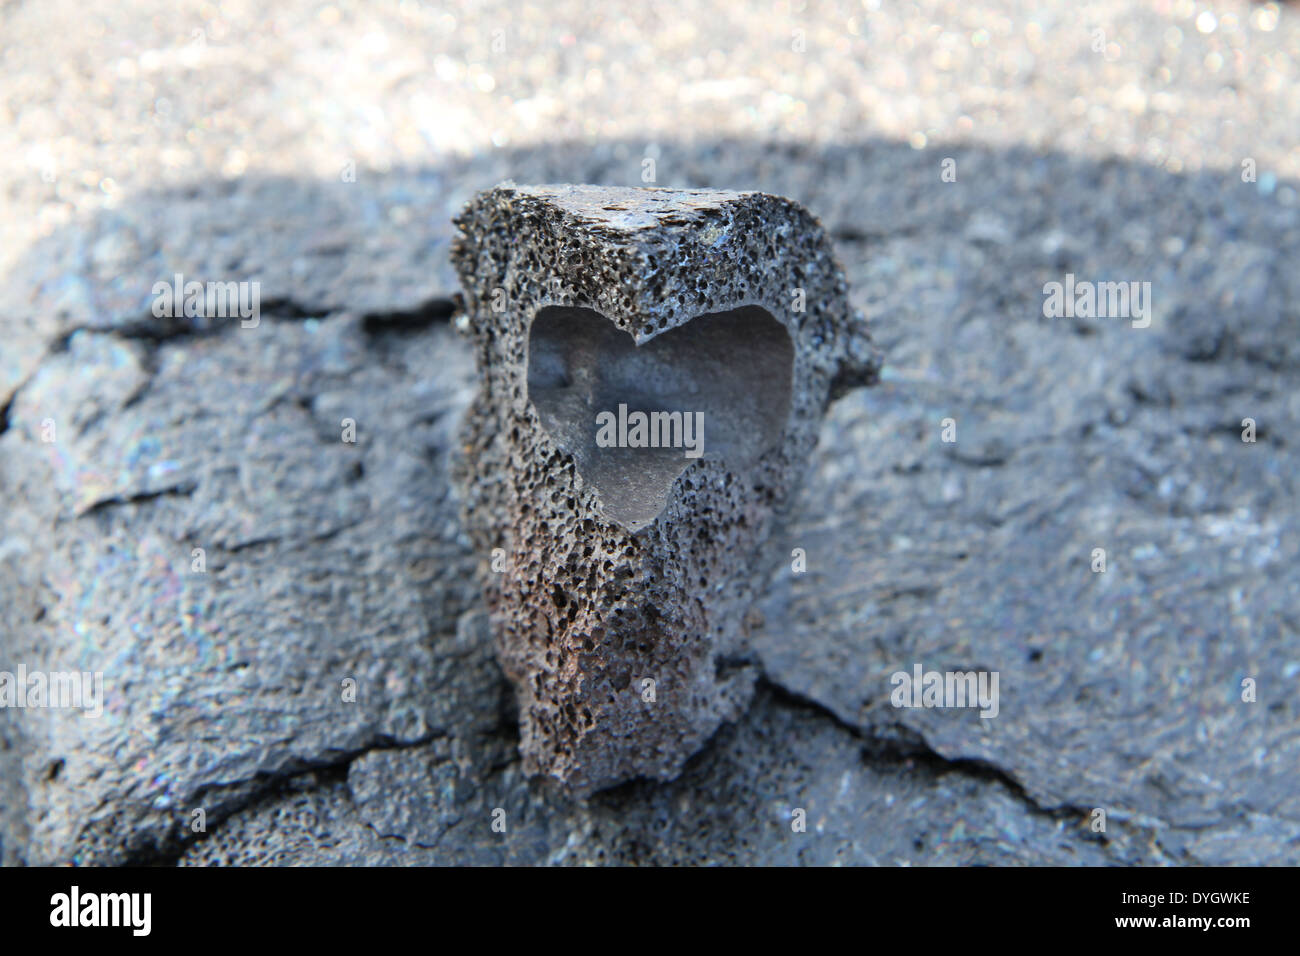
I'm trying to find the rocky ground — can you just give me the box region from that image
[1,0,1298,865]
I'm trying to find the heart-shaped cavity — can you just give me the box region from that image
[527,304,794,530]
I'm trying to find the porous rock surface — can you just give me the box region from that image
[3,141,1298,866]
[3,0,1300,864]
[451,184,879,795]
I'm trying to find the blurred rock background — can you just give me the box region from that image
[1,0,1298,864]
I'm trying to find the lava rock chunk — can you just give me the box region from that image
[452,183,877,795]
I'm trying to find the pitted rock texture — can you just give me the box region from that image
[4,0,1300,870]
[3,141,1298,866]
[451,184,879,795]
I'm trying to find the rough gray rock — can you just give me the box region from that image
[0,309,481,864]
[1,137,1298,867]
[180,662,1138,867]
[450,184,878,795]
[5,0,1300,869]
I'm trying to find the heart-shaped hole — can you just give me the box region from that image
[527,304,794,530]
